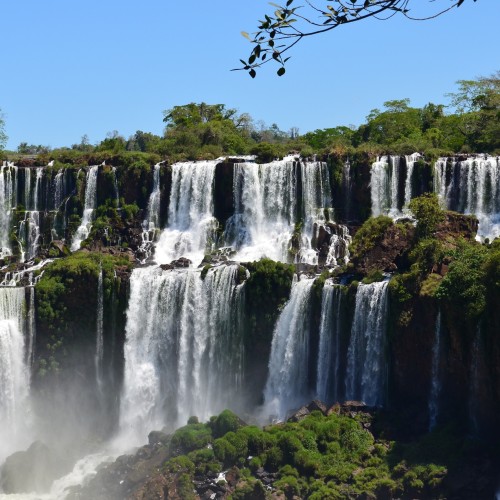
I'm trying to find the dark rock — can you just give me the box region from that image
[160,263,174,271]
[170,257,192,268]
[147,430,170,446]
[286,405,310,422]
[0,441,69,494]
[306,399,328,415]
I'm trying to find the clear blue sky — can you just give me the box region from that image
[1,0,498,150]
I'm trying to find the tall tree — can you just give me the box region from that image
[238,0,477,77]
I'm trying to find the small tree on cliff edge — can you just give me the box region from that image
[237,0,477,77]
[409,193,445,239]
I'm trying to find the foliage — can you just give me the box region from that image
[237,0,475,77]
[436,240,488,318]
[408,193,445,238]
[350,216,393,259]
[161,409,451,498]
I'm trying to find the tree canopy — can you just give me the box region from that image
[238,0,477,77]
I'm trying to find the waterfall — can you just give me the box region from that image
[26,286,36,368]
[264,276,315,419]
[139,163,162,262]
[316,282,343,404]
[119,264,245,444]
[297,161,333,264]
[345,281,389,406]
[71,166,99,251]
[18,168,44,262]
[95,267,104,394]
[371,155,420,218]
[434,156,500,241]
[428,309,442,431]
[0,163,18,258]
[403,153,420,209]
[224,160,341,264]
[155,161,218,265]
[0,287,31,464]
[112,166,119,204]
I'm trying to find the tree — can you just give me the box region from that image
[0,108,7,151]
[237,0,476,77]
[447,71,500,152]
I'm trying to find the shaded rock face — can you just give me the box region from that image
[0,441,70,494]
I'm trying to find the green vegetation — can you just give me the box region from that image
[408,193,445,238]
[244,259,295,341]
[164,409,450,499]
[350,216,393,260]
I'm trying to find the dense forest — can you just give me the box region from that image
[2,72,499,163]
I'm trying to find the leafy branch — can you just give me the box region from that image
[236,0,476,77]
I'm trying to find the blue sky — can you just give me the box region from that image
[1,0,498,150]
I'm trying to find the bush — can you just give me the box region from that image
[350,216,393,259]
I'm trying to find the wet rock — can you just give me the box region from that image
[287,405,310,422]
[170,257,192,268]
[0,441,69,494]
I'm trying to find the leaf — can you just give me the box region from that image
[286,0,293,5]
[241,31,251,40]
[277,67,286,76]
[249,69,256,78]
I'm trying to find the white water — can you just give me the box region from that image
[434,156,500,241]
[428,309,442,431]
[316,282,343,403]
[264,276,315,419]
[403,153,420,210]
[345,281,389,406]
[371,154,420,218]
[224,160,342,264]
[139,163,162,262]
[119,264,245,444]
[155,161,218,265]
[0,287,31,465]
[71,166,99,251]
[18,168,43,262]
[297,161,334,264]
[0,163,18,258]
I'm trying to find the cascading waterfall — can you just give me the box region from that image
[264,276,315,419]
[52,169,65,239]
[224,160,295,263]
[155,161,218,265]
[316,282,343,404]
[371,156,400,217]
[224,159,345,264]
[95,267,104,395]
[119,264,245,444]
[0,287,31,464]
[404,153,420,209]
[19,167,44,262]
[139,163,162,262]
[297,161,334,264]
[434,156,500,241]
[26,286,36,368]
[428,309,442,431]
[71,166,99,251]
[371,155,420,217]
[0,163,18,258]
[345,281,389,406]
